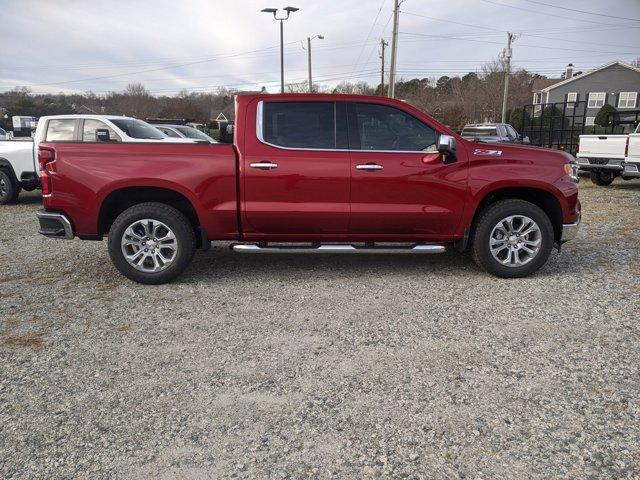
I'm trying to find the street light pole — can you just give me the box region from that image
[306,35,324,92]
[262,7,299,94]
[280,20,285,93]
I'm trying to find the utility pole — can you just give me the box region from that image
[379,38,388,96]
[501,32,514,123]
[388,0,401,98]
[306,35,324,92]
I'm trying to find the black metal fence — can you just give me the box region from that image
[521,101,637,155]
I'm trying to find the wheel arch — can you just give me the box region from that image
[469,186,563,245]
[98,186,200,236]
[0,158,19,183]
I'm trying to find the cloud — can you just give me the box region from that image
[1,0,638,95]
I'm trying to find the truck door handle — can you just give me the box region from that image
[250,162,278,170]
[356,163,383,171]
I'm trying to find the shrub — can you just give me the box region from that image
[594,104,616,127]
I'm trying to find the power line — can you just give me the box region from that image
[349,0,387,77]
[16,42,307,87]
[399,31,640,55]
[523,0,640,22]
[478,0,639,26]
[402,11,504,32]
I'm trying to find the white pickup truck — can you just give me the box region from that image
[576,124,640,186]
[0,115,195,204]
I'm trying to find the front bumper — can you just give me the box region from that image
[561,218,580,242]
[576,158,624,171]
[37,210,74,239]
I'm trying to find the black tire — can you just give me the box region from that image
[0,169,20,204]
[108,202,196,284]
[471,199,554,278]
[589,170,615,186]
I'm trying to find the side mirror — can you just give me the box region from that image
[437,134,457,164]
[522,135,530,144]
[95,129,110,142]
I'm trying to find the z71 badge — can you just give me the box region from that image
[474,149,503,156]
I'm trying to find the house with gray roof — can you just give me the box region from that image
[531,60,640,129]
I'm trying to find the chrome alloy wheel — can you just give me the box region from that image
[0,177,7,198]
[121,219,178,273]
[489,215,542,267]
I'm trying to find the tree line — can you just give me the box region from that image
[0,60,545,132]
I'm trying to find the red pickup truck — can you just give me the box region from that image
[36,93,580,284]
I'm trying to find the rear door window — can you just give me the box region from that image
[45,119,77,141]
[82,119,121,142]
[262,102,336,149]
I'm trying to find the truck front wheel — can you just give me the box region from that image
[472,199,554,278]
[589,170,615,186]
[0,169,20,204]
[108,202,196,284]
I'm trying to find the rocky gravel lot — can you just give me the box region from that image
[1,180,639,479]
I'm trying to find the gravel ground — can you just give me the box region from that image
[1,180,639,479]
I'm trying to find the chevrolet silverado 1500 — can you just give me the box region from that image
[36,93,581,284]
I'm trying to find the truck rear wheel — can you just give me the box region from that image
[107,202,196,284]
[589,170,615,186]
[472,199,554,278]
[0,169,20,204]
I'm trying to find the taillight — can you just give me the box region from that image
[38,147,55,195]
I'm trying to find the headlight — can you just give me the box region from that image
[564,162,580,183]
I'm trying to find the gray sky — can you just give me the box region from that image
[1,0,638,95]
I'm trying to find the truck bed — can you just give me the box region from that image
[39,141,239,238]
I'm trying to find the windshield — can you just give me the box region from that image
[462,126,498,136]
[110,119,166,139]
[174,126,214,141]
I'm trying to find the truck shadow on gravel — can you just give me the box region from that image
[174,246,586,284]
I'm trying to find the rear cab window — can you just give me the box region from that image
[45,119,78,141]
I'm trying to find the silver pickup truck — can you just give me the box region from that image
[576,124,640,186]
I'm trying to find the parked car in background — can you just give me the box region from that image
[0,127,7,140]
[461,123,530,144]
[0,115,194,204]
[186,122,205,131]
[37,93,580,284]
[576,123,640,185]
[154,124,216,142]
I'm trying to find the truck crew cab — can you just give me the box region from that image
[36,94,581,283]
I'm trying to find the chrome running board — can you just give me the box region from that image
[231,243,446,254]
